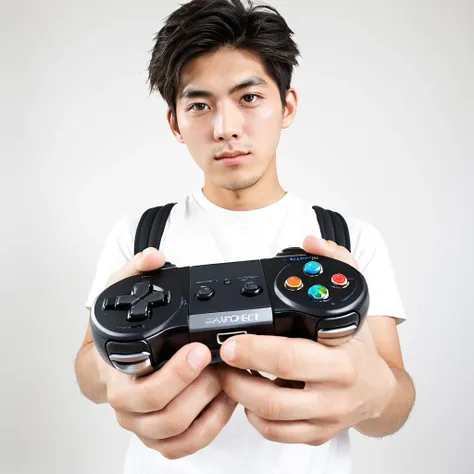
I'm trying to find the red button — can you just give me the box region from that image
[331,273,348,287]
[285,276,303,290]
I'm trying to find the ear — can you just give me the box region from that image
[281,88,298,129]
[167,108,185,143]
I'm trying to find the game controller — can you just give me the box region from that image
[90,247,369,377]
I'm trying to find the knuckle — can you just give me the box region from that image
[199,409,222,437]
[260,397,283,420]
[200,371,222,396]
[330,401,349,422]
[107,388,123,410]
[261,422,281,442]
[336,358,358,386]
[182,435,205,457]
[139,436,158,450]
[189,409,226,451]
[115,411,130,430]
[275,343,297,379]
[174,362,200,387]
[139,382,167,411]
[159,447,181,460]
[160,412,190,438]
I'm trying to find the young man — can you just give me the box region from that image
[76,1,415,473]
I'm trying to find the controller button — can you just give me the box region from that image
[308,284,329,301]
[276,247,306,257]
[241,281,263,296]
[132,281,152,298]
[224,278,232,285]
[318,324,357,340]
[127,300,150,322]
[303,261,322,276]
[331,273,348,287]
[196,286,215,301]
[144,291,167,306]
[102,298,116,310]
[115,295,140,309]
[285,276,303,290]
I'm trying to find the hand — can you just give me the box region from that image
[217,236,397,446]
[97,248,238,459]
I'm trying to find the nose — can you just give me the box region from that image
[213,102,243,142]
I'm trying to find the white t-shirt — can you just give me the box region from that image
[86,189,406,474]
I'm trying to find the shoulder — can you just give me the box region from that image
[105,197,193,257]
[344,216,390,273]
[290,193,390,274]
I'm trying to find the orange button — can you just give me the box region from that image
[285,276,303,290]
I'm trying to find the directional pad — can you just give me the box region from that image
[144,291,166,306]
[115,295,140,309]
[102,279,169,322]
[132,282,152,298]
[128,300,150,322]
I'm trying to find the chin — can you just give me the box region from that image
[216,175,262,191]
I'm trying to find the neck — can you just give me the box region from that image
[202,161,286,211]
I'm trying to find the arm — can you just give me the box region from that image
[217,236,416,446]
[75,322,108,404]
[354,316,415,437]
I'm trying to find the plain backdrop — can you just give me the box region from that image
[1,0,473,473]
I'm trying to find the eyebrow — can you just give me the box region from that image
[178,76,267,100]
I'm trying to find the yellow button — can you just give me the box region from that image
[285,276,303,290]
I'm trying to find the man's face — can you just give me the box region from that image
[168,48,297,191]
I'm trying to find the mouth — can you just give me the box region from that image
[215,151,251,166]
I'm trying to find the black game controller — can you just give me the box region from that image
[90,247,369,376]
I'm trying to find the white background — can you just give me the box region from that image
[1,0,473,473]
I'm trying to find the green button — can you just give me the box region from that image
[308,284,329,301]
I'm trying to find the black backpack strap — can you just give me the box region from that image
[134,203,177,255]
[312,205,351,252]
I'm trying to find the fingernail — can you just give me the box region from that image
[187,346,208,370]
[222,341,237,361]
[143,247,156,256]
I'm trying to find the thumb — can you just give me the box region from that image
[107,247,166,287]
[302,235,333,256]
[302,235,357,269]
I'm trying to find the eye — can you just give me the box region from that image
[189,103,209,112]
[241,94,259,104]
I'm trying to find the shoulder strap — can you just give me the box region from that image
[134,203,177,255]
[134,202,351,255]
[312,205,351,252]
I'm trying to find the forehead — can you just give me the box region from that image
[178,48,273,95]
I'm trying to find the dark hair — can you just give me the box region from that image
[147,0,300,118]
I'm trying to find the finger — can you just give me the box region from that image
[220,367,324,421]
[220,334,354,384]
[106,342,212,413]
[107,247,166,286]
[137,392,238,460]
[302,235,358,269]
[115,367,223,440]
[245,409,337,445]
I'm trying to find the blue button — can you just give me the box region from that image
[308,284,329,301]
[303,261,322,276]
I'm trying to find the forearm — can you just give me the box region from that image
[75,343,108,404]
[354,367,415,437]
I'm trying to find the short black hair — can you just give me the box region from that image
[147,0,300,118]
